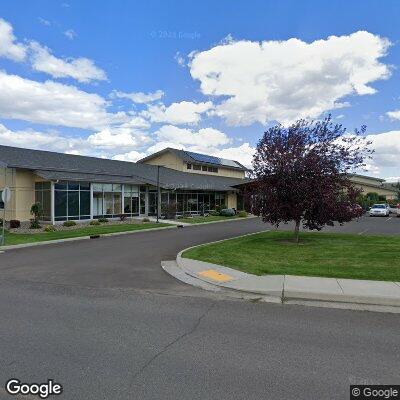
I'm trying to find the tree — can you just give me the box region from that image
[247,115,372,242]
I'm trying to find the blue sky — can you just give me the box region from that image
[0,0,399,179]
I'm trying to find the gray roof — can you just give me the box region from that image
[0,145,244,191]
[137,147,249,171]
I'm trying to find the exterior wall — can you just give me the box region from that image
[226,192,237,209]
[142,151,246,179]
[184,165,245,179]
[354,183,397,200]
[0,168,40,221]
[144,152,185,171]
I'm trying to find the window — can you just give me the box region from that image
[35,182,51,221]
[202,165,208,171]
[193,164,201,171]
[55,181,91,221]
[187,163,192,169]
[208,166,218,173]
[0,190,4,210]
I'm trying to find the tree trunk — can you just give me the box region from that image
[294,219,301,243]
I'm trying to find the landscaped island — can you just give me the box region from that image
[3,221,171,246]
[182,231,400,282]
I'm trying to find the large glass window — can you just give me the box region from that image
[54,181,91,221]
[92,183,124,218]
[35,182,51,221]
[123,185,140,216]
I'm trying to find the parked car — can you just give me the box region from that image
[369,204,390,217]
[396,203,400,217]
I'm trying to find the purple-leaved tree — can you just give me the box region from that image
[247,115,372,242]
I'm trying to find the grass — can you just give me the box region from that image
[2,222,171,246]
[182,231,400,282]
[179,215,245,224]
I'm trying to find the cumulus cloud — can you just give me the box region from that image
[0,70,119,130]
[29,41,106,82]
[212,143,255,168]
[386,110,400,120]
[87,117,151,151]
[112,89,164,103]
[365,130,400,172]
[0,18,26,61]
[112,150,147,162]
[154,124,230,150]
[190,31,391,126]
[142,101,213,125]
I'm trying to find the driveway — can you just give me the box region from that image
[0,217,399,400]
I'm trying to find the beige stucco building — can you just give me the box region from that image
[0,146,398,223]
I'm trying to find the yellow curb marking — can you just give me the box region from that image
[199,269,233,282]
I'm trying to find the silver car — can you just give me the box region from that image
[369,204,390,217]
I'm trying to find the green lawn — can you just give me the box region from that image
[2,222,171,246]
[179,215,245,224]
[183,231,400,281]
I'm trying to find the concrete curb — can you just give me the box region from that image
[0,225,176,251]
[171,233,400,312]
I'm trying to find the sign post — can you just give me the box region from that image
[0,161,8,246]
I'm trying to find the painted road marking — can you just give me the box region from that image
[199,269,233,282]
[386,217,392,222]
[358,229,369,235]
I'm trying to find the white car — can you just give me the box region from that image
[369,204,390,217]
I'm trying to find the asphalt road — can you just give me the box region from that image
[0,217,399,400]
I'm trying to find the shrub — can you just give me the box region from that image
[30,202,43,222]
[63,220,77,227]
[44,225,56,232]
[210,210,220,216]
[29,219,41,229]
[9,220,21,228]
[238,211,248,218]
[98,217,108,223]
[119,214,128,221]
[142,217,150,222]
[90,220,101,226]
[220,208,236,217]
[0,218,2,227]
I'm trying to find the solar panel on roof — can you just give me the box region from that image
[185,151,241,168]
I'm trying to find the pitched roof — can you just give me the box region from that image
[0,145,244,191]
[137,147,249,171]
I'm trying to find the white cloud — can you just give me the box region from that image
[29,41,106,83]
[112,150,147,162]
[155,125,230,151]
[174,51,185,67]
[0,123,86,154]
[0,18,26,61]
[64,29,77,40]
[212,143,255,167]
[112,89,164,103]
[87,117,151,151]
[366,130,400,171]
[142,101,213,125]
[190,31,391,126]
[386,110,400,120]
[0,70,118,130]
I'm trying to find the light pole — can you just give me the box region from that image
[0,161,7,246]
[156,165,161,223]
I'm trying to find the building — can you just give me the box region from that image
[137,147,248,179]
[0,145,397,224]
[0,145,248,223]
[348,174,398,200]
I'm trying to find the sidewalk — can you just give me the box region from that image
[162,249,400,312]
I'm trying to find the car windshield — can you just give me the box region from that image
[372,204,385,209]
